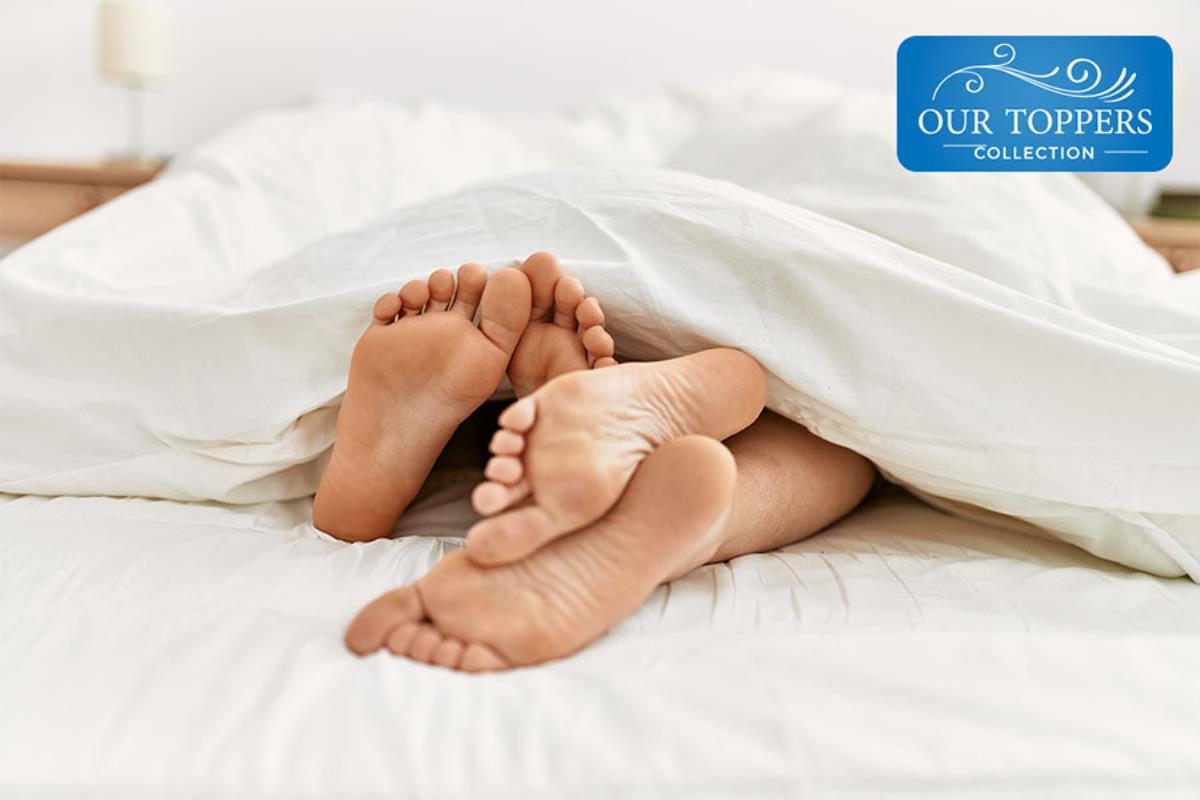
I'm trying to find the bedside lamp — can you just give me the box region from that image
[98,0,170,163]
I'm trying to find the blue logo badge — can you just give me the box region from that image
[897,36,1172,172]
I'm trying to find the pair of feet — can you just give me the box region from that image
[316,253,765,671]
[312,252,618,546]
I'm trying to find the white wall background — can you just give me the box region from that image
[1,0,1197,190]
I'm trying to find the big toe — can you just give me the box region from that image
[471,479,530,516]
[344,586,425,655]
[466,504,559,566]
[519,251,565,322]
[478,267,532,355]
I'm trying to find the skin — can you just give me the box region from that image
[312,254,616,542]
[705,409,877,569]
[324,251,877,670]
[466,348,770,565]
[346,434,740,670]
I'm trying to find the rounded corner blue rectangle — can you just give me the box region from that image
[896,36,1173,173]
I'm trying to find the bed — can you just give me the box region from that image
[4,481,1199,798]
[2,75,1198,798]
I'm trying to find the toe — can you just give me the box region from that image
[477,268,532,355]
[575,296,605,330]
[432,637,465,669]
[497,396,537,433]
[344,586,425,655]
[372,292,402,325]
[471,480,530,516]
[427,268,455,311]
[484,455,524,484]
[593,356,618,369]
[399,280,430,317]
[581,325,615,360]
[489,429,525,456]
[465,505,560,566]
[384,622,421,656]
[460,642,510,673]
[407,623,444,663]
[552,277,585,329]
[519,251,564,322]
[452,262,486,319]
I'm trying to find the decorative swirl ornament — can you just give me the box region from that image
[931,42,1136,103]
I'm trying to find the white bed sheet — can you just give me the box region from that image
[2,482,1198,799]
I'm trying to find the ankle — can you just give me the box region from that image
[312,454,405,542]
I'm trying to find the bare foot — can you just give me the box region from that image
[312,265,531,542]
[506,251,617,397]
[344,436,736,670]
[466,348,766,565]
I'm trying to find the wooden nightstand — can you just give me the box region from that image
[1129,216,1200,274]
[0,160,164,252]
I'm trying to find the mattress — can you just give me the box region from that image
[2,478,1198,799]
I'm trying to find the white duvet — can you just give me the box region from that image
[1,74,1197,578]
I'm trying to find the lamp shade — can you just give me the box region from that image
[98,1,169,85]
